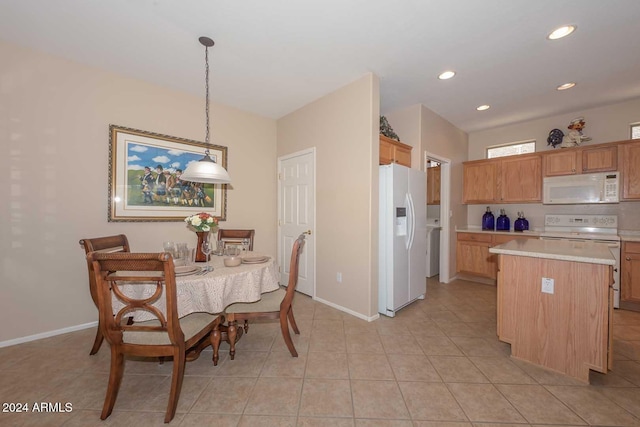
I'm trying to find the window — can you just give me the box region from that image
[486,140,536,159]
[632,123,640,139]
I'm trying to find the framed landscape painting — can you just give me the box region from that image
[108,125,228,222]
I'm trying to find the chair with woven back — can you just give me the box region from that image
[220,233,306,360]
[79,234,131,355]
[88,251,223,423]
[217,228,255,251]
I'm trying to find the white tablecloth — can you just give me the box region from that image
[110,253,280,322]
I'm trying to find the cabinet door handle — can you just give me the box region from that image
[627,257,631,261]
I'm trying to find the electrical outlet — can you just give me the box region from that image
[336,272,342,283]
[541,277,554,294]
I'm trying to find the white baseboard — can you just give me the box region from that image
[313,296,380,322]
[0,321,98,348]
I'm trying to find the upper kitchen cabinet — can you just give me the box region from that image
[543,143,617,177]
[500,154,542,202]
[379,135,412,167]
[427,165,441,205]
[463,159,499,203]
[620,140,640,200]
[463,154,542,204]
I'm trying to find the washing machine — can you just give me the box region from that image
[426,220,441,278]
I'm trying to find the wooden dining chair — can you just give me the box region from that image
[217,229,255,251]
[88,251,223,423]
[221,233,305,361]
[79,234,130,355]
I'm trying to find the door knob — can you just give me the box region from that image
[304,230,312,235]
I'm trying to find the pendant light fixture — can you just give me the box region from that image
[180,37,231,184]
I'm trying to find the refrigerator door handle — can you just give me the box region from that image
[406,193,415,250]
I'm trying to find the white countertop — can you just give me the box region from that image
[489,238,615,265]
[620,230,640,242]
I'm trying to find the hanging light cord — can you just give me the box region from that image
[204,44,211,149]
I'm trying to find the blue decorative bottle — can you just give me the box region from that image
[482,206,495,231]
[496,209,510,231]
[514,212,527,232]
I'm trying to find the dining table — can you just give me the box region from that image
[109,252,279,360]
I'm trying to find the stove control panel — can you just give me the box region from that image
[544,214,618,230]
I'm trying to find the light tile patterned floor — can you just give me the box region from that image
[3,278,640,426]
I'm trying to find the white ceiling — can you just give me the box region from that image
[2,0,640,133]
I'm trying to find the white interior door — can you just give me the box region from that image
[278,149,315,296]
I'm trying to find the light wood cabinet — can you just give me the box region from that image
[620,140,640,200]
[462,160,499,204]
[543,143,617,177]
[500,155,542,202]
[463,154,541,204]
[379,135,412,167]
[582,145,618,173]
[456,232,538,279]
[456,233,494,278]
[544,149,579,176]
[496,251,612,382]
[427,165,441,205]
[622,242,640,305]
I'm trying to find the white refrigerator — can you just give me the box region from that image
[379,163,427,317]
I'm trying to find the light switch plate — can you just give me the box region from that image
[542,277,554,294]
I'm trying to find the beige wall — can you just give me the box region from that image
[420,105,469,280]
[469,98,640,161]
[384,105,422,169]
[467,98,640,231]
[0,41,278,343]
[277,74,380,318]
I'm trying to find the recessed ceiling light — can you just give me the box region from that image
[438,70,456,80]
[548,25,576,40]
[557,82,576,90]
[476,105,490,111]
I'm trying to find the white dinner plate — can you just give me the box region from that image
[241,256,270,264]
[174,266,200,276]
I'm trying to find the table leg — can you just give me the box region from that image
[211,327,221,366]
[227,321,237,360]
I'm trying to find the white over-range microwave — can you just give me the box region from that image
[543,171,619,204]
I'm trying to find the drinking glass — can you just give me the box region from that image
[163,241,176,258]
[201,239,213,272]
[216,240,225,256]
[242,238,250,253]
[176,243,189,266]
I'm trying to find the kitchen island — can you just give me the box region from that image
[489,238,615,383]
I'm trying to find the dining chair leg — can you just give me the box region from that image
[211,326,221,366]
[227,320,238,360]
[287,307,300,335]
[89,325,104,355]
[165,348,185,423]
[280,311,298,357]
[101,348,125,420]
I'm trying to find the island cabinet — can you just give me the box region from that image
[622,242,640,305]
[456,232,538,280]
[462,154,541,204]
[492,239,614,383]
[380,135,412,167]
[543,143,618,177]
[426,165,441,205]
[620,140,640,200]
